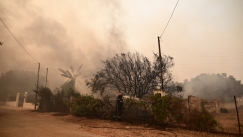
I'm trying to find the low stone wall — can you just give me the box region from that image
[5,92,37,109]
[187,95,243,113]
[6,101,18,107]
[222,102,235,109]
[23,92,37,109]
[188,95,201,110]
[23,102,35,109]
[203,100,218,113]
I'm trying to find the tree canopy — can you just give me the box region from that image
[184,73,243,101]
[86,52,176,98]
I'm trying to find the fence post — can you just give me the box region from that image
[16,93,19,107]
[24,92,28,102]
[188,96,191,127]
[234,96,241,135]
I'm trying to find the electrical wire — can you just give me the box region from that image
[160,0,180,38]
[0,67,37,70]
[0,18,39,63]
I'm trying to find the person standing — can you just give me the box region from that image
[113,92,123,121]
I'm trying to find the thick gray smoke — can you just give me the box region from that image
[0,0,128,94]
[182,73,243,101]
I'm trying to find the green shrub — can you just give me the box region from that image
[67,93,220,132]
[99,95,114,119]
[150,94,171,125]
[220,107,228,113]
[37,86,53,112]
[123,97,140,119]
[70,95,101,117]
[53,91,70,113]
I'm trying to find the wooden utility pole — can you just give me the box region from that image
[157,36,164,91]
[35,63,40,110]
[45,68,48,87]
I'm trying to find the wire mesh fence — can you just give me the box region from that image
[187,95,243,135]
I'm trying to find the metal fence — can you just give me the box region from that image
[188,95,243,135]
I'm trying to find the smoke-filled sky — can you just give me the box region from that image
[1,0,243,93]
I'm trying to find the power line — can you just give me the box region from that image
[0,18,39,63]
[175,60,243,62]
[0,67,37,70]
[160,0,180,38]
[171,53,243,56]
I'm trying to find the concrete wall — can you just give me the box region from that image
[23,92,37,109]
[23,102,36,109]
[188,95,202,110]
[5,92,37,109]
[6,101,18,107]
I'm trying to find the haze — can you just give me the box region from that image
[1,0,242,94]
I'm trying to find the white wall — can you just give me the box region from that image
[23,102,36,109]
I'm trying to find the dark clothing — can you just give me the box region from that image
[113,95,123,121]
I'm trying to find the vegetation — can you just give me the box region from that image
[150,94,171,125]
[220,107,229,113]
[69,94,118,119]
[26,84,220,132]
[70,94,101,117]
[86,52,180,98]
[66,93,219,132]
[186,103,220,132]
[52,89,70,113]
[167,96,188,124]
[35,86,54,112]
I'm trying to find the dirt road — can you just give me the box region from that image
[0,104,238,137]
[0,105,103,137]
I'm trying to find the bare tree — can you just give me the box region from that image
[86,52,176,98]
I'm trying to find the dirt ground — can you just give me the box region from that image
[22,109,242,137]
[214,107,243,134]
[0,105,103,137]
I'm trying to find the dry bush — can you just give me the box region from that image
[184,103,220,132]
[167,96,188,124]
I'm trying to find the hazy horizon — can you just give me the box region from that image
[1,0,242,94]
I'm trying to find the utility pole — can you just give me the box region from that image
[157,36,164,91]
[35,63,40,110]
[45,68,48,87]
